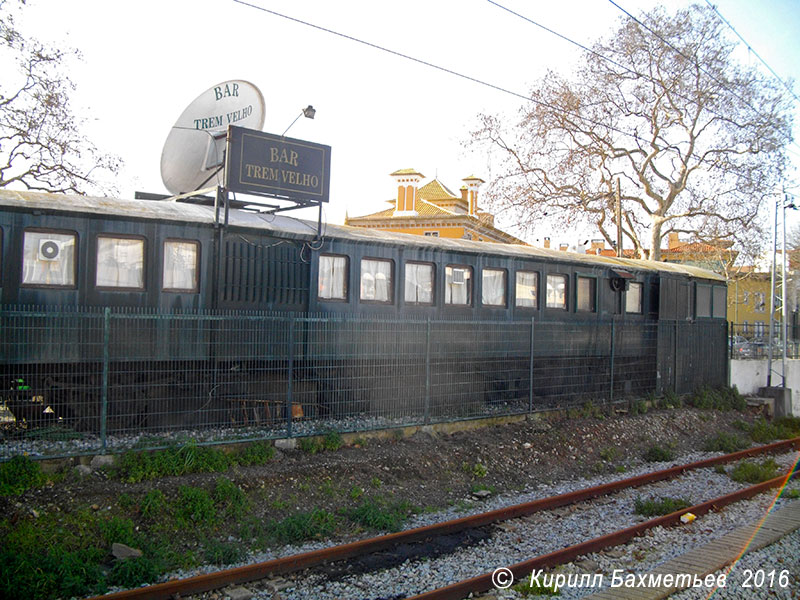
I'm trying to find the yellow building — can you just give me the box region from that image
[344,169,526,245]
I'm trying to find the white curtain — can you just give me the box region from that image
[515,271,537,307]
[445,266,471,305]
[163,241,198,290]
[361,259,392,302]
[482,269,506,306]
[96,237,144,288]
[318,255,347,299]
[546,274,566,308]
[404,263,433,304]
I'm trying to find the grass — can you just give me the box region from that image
[643,444,675,462]
[0,455,48,496]
[634,496,692,517]
[513,577,561,596]
[687,386,746,411]
[346,497,417,532]
[268,509,338,544]
[704,432,749,453]
[729,459,780,484]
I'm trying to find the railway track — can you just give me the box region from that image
[87,437,800,600]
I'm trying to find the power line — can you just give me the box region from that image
[704,0,800,105]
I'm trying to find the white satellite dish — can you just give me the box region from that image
[160,80,265,195]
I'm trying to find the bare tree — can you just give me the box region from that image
[474,4,793,260]
[0,0,120,194]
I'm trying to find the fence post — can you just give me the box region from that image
[287,317,294,438]
[424,318,431,425]
[609,320,616,407]
[529,317,535,413]
[101,308,110,451]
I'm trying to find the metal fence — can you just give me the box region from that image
[728,323,800,360]
[0,307,727,459]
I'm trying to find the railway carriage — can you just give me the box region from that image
[0,189,728,434]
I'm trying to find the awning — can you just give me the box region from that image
[610,269,635,279]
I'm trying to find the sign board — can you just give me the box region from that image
[161,81,265,195]
[225,126,331,204]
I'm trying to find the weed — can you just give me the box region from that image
[704,432,749,453]
[714,464,727,475]
[370,476,383,488]
[140,489,166,520]
[615,465,627,473]
[322,430,343,451]
[269,509,337,543]
[630,399,648,415]
[0,455,47,496]
[213,478,249,519]
[116,443,230,483]
[688,386,746,411]
[298,437,323,454]
[599,447,621,462]
[513,576,561,596]
[470,483,497,494]
[634,496,692,517]
[462,462,488,479]
[176,486,217,527]
[346,497,416,532]
[233,441,275,466]
[118,493,137,511]
[352,437,368,448]
[319,478,337,497]
[730,459,779,484]
[643,444,675,462]
[349,485,364,501]
[203,539,246,565]
[108,555,161,588]
[781,488,800,499]
[99,516,137,547]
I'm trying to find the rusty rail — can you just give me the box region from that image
[86,437,800,600]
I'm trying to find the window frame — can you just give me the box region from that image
[545,273,568,310]
[317,253,349,302]
[445,264,473,307]
[712,285,727,319]
[481,267,508,308]
[162,238,201,293]
[20,228,78,289]
[404,261,436,306]
[625,281,644,314]
[359,257,394,305]
[575,274,597,313]
[95,233,146,291]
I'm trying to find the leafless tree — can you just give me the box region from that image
[0,0,120,194]
[473,4,793,260]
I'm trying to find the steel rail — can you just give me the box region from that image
[406,462,800,599]
[86,437,800,600]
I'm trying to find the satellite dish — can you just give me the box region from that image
[160,80,265,195]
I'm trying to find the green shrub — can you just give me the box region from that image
[269,509,337,544]
[176,486,217,527]
[730,459,779,484]
[322,430,343,451]
[0,455,47,496]
[688,386,746,411]
[298,437,323,454]
[634,496,692,517]
[233,441,275,466]
[346,497,416,532]
[643,444,675,462]
[704,432,749,453]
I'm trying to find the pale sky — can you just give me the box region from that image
[11,0,800,247]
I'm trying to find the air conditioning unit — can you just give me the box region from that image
[451,269,466,285]
[38,239,62,261]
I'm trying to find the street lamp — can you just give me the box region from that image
[282,105,316,137]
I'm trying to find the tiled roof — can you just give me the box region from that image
[346,198,459,221]
[418,179,458,201]
[389,168,425,177]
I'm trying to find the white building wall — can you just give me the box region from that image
[730,359,799,415]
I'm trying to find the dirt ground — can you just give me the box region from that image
[7,407,760,539]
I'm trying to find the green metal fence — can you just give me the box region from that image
[0,307,727,459]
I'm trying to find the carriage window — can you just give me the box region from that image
[163,240,199,292]
[405,262,434,305]
[22,230,77,287]
[626,282,643,313]
[445,265,472,306]
[546,274,567,309]
[515,271,538,308]
[360,258,393,303]
[96,236,144,289]
[482,268,507,307]
[318,254,348,301]
[696,284,712,318]
[712,285,727,319]
[576,276,596,312]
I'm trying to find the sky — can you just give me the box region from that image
[10,0,800,248]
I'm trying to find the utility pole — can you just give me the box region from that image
[616,179,622,258]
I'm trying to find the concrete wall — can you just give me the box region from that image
[730,359,799,415]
